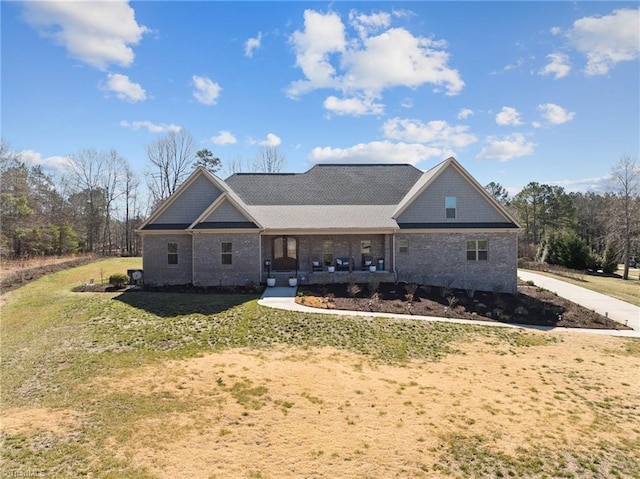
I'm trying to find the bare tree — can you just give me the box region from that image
[221,155,251,178]
[145,130,196,204]
[253,145,286,173]
[122,165,139,256]
[607,155,640,280]
[67,148,106,252]
[100,150,128,255]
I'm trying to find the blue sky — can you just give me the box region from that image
[2,1,639,196]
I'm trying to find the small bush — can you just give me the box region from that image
[108,273,129,288]
[602,246,618,274]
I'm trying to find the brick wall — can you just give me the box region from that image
[394,232,518,293]
[193,233,261,286]
[142,234,193,286]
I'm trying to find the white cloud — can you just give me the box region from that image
[537,103,575,126]
[457,108,474,120]
[120,120,181,133]
[477,134,535,162]
[382,118,477,148]
[287,9,464,104]
[103,73,147,102]
[309,141,444,166]
[348,10,392,39]
[288,10,346,96]
[259,133,281,147]
[21,1,148,70]
[323,95,384,116]
[211,130,237,145]
[495,106,523,126]
[539,53,571,79]
[549,176,609,193]
[400,97,413,109]
[567,8,640,76]
[245,32,262,57]
[192,75,222,105]
[19,149,74,171]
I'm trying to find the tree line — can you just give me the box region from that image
[2,132,636,280]
[0,130,287,260]
[485,155,639,280]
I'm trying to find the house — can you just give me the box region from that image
[137,157,521,293]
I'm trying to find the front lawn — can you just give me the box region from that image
[1,258,639,478]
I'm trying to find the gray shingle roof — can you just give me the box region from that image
[246,205,398,230]
[225,164,423,205]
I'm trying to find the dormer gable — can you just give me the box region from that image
[189,193,261,230]
[139,167,231,231]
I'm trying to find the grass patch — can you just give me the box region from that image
[521,267,640,306]
[2,258,638,478]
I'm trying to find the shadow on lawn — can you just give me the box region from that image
[113,289,259,318]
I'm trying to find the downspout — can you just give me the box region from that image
[191,231,195,286]
[392,233,397,282]
[258,232,262,284]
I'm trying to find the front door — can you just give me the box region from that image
[272,236,298,271]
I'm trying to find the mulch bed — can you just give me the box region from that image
[296,282,630,330]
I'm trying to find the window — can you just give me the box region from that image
[167,242,178,265]
[467,239,488,261]
[398,239,409,253]
[445,197,457,219]
[221,242,233,265]
[322,240,334,266]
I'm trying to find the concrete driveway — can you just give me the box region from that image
[517,270,639,332]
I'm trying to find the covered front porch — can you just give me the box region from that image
[261,233,395,284]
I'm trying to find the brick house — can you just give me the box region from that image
[137,157,521,293]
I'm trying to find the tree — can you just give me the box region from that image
[145,130,196,204]
[195,149,221,173]
[606,155,640,280]
[484,182,509,204]
[253,145,286,173]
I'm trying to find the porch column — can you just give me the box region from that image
[384,234,392,271]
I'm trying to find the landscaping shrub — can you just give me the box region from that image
[602,246,618,274]
[538,232,590,271]
[108,273,129,288]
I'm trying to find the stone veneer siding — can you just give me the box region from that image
[142,234,193,286]
[394,232,518,293]
[192,233,261,287]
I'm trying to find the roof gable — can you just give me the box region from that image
[139,167,255,231]
[394,157,520,227]
[189,193,261,230]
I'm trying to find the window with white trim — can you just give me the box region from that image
[168,242,178,265]
[221,242,233,265]
[467,239,488,261]
[398,239,409,253]
[445,196,457,219]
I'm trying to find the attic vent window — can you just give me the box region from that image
[445,196,457,219]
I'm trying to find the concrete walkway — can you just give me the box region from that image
[517,270,639,332]
[258,280,640,338]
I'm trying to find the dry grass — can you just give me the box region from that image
[2,258,639,478]
[522,265,640,307]
[3,337,640,478]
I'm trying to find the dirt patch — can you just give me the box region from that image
[0,255,97,294]
[86,335,639,478]
[0,408,82,435]
[296,282,629,330]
